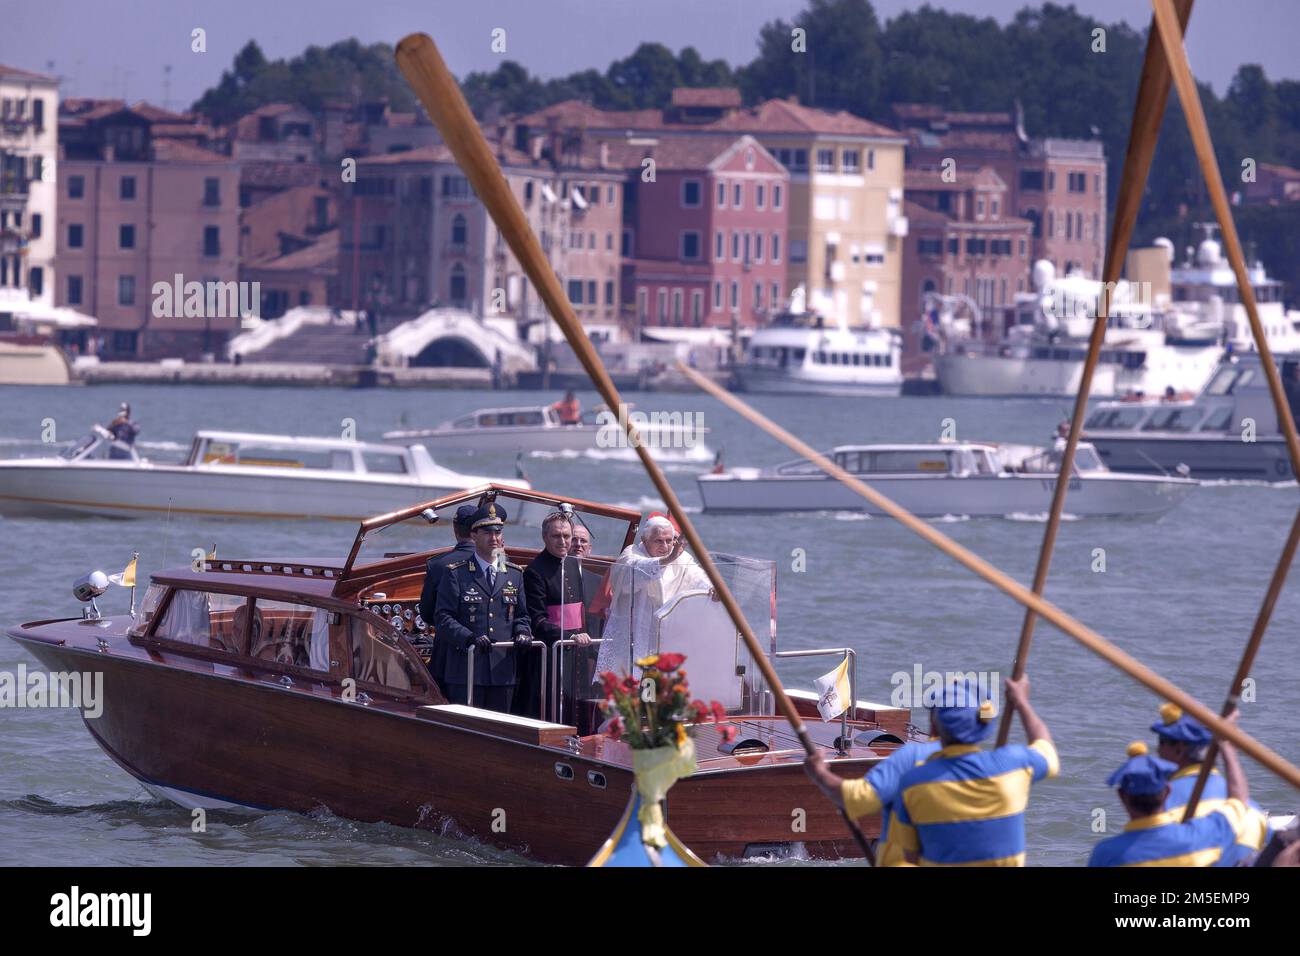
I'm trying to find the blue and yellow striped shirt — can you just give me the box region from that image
[841,740,942,867]
[892,739,1060,866]
[1088,798,1256,867]
[1164,765,1270,863]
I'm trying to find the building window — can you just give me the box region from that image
[681,179,702,208]
[790,149,808,172]
[117,275,136,305]
[754,281,763,310]
[451,213,467,246]
[1026,209,1042,237]
[716,181,726,207]
[771,282,780,307]
[681,231,701,261]
[1019,170,1044,192]
[715,231,724,262]
[733,183,742,208]
[976,197,985,219]
[449,264,467,306]
[120,176,136,200]
[586,280,597,305]
[713,280,722,310]
[771,234,781,263]
[730,280,739,312]
[636,288,648,320]
[672,289,683,325]
[731,232,740,261]
[755,233,764,262]
[815,149,835,172]
[605,280,615,306]
[119,224,135,249]
[67,274,83,305]
[789,239,806,263]
[992,199,999,217]
[68,175,84,199]
[203,226,220,257]
[442,175,470,198]
[691,290,703,325]
[1066,213,1073,240]
[606,232,613,251]
[657,288,668,322]
[1047,171,1056,192]
[67,223,83,248]
[1068,172,1087,193]
[948,237,959,256]
[29,266,42,296]
[867,149,875,170]
[773,184,783,209]
[203,177,220,206]
[842,149,860,173]
[918,238,943,256]
[567,279,583,304]
[743,232,751,263]
[756,184,766,208]
[607,185,616,204]
[1046,211,1054,238]
[1020,238,1027,256]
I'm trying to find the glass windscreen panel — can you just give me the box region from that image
[153,590,249,655]
[350,614,429,693]
[1085,407,1148,430]
[362,450,408,475]
[1199,406,1235,432]
[1142,407,1205,432]
[866,450,951,474]
[203,441,339,471]
[1205,367,1240,396]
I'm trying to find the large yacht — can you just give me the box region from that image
[1083,353,1300,482]
[734,286,902,397]
[932,262,1222,399]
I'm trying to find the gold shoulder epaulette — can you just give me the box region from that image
[446,560,468,570]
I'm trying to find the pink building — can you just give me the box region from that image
[611,135,788,329]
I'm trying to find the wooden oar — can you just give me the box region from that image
[996,0,1195,747]
[677,361,1300,791]
[1149,0,1300,818]
[393,33,877,864]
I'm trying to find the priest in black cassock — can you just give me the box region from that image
[519,512,591,719]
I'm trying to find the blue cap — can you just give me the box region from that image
[470,501,507,530]
[1151,702,1211,746]
[1108,741,1176,795]
[453,504,478,528]
[932,677,997,744]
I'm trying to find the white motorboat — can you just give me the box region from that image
[383,404,710,458]
[932,262,1221,399]
[0,427,531,521]
[735,318,902,397]
[696,441,1195,517]
[1084,353,1300,482]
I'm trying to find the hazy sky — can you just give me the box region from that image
[3,0,1296,111]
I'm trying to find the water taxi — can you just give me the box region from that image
[697,441,1195,517]
[6,485,915,864]
[0,428,529,520]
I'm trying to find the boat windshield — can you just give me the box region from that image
[1141,407,1206,432]
[1205,366,1247,396]
[1084,407,1147,430]
[1198,406,1235,432]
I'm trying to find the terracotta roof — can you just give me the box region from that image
[671,87,741,109]
[514,99,667,131]
[905,169,965,191]
[150,139,231,163]
[131,102,193,123]
[246,230,339,272]
[0,63,57,83]
[357,143,457,165]
[601,134,781,173]
[360,139,621,174]
[1260,162,1300,179]
[706,98,903,139]
[902,198,952,226]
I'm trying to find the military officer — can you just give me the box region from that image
[418,504,478,696]
[433,501,533,713]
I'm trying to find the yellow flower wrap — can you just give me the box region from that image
[631,737,697,848]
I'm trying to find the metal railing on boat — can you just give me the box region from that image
[550,637,605,726]
[773,647,857,754]
[465,641,548,718]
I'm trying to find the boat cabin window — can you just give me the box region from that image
[479,410,545,427]
[1084,407,1147,430]
[204,441,338,471]
[865,450,950,474]
[351,614,429,693]
[250,599,332,669]
[453,414,477,429]
[1198,406,1234,432]
[1142,408,1205,433]
[362,451,408,475]
[1205,367,1244,396]
[153,590,252,655]
[833,451,864,473]
[126,584,168,638]
[1073,446,1104,471]
[776,457,828,476]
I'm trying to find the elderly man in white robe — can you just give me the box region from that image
[595,513,712,677]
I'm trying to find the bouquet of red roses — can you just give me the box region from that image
[598,652,737,749]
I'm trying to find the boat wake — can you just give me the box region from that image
[1198,478,1297,489]
[930,513,972,523]
[1004,511,1082,522]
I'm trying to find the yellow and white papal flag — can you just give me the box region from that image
[814,657,851,722]
[108,556,137,588]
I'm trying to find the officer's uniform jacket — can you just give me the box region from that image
[433,555,531,687]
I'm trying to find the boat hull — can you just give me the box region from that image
[13,635,881,864]
[935,351,1119,398]
[387,424,709,457]
[735,366,902,397]
[1089,433,1294,482]
[0,461,488,521]
[0,339,72,386]
[697,472,1194,517]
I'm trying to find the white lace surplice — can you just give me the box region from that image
[596,547,710,677]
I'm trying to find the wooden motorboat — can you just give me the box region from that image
[7,484,915,864]
[384,404,711,459]
[698,441,1196,517]
[0,428,530,521]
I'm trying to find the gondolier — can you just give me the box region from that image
[433,501,532,713]
[1088,724,1265,867]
